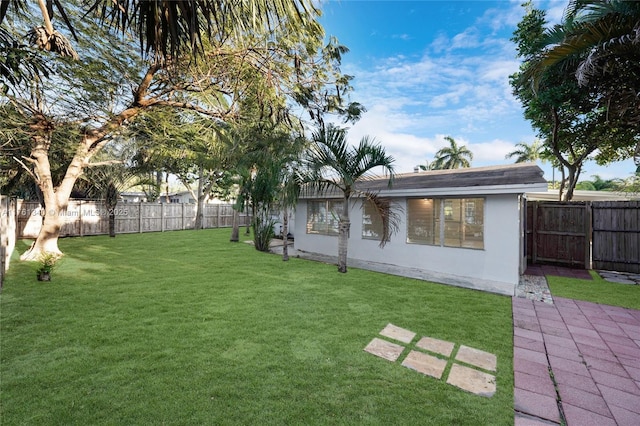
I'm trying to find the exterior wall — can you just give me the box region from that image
[294,194,522,296]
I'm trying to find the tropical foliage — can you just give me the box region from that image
[431,136,473,170]
[1,0,362,261]
[509,0,638,201]
[301,124,397,273]
[505,140,544,163]
[525,0,640,151]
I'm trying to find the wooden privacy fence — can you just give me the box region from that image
[526,201,640,273]
[13,199,249,239]
[526,202,591,269]
[592,201,640,273]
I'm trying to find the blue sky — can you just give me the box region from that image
[317,0,637,182]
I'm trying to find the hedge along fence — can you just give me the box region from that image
[1,198,249,286]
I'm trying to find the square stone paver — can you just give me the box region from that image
[364,337,406,362]
[401,350,448,379]
[447,363,496,397]
[415,336,455,357]
[455,345,497,372]
[379,323,416,344]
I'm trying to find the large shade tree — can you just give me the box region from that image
[2,1,360,260]
[124,108,231,230]
[510,1,637,200]
[302,124,397,273]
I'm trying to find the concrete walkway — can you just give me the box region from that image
[513,296,640,425]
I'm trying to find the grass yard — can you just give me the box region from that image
[1,229,514,425]
[547,270,640,310]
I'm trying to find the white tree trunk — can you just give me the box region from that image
[337,195,350,273]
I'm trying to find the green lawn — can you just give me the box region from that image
[547,270,640,310]
[1,229,514,425]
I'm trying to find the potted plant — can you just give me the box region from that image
[36,252,61,282]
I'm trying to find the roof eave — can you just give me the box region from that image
[374,182,549,198]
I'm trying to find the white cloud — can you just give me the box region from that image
[324,0,633,179]
[450,28,482,50]
[543,0,568,25]
[392,33,411,41]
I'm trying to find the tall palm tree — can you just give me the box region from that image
[303,124,396,273]
[431,136,473,170]
[505,139,544,163]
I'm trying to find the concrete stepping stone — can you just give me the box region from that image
[455,345,497,372]
[379,323,416,344]
[364,337,405,362]
[416,336,454,357]
[447,363,496,397]
[401,350,447,379]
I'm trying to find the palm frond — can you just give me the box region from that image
[358,194,402,248]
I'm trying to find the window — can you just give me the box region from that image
[306,200,343,236]
[362,199,390,241]
[407,197,484,249]
[406,199,438,245]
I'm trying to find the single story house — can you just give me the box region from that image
[293,163,548,296]
[120,191,149,203]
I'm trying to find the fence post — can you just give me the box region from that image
[139,203,143,233]
[531,202,538,264]
[79,200,83,237]
[182,203,185,230]
[161,202,165,232]
[585,202,592,270]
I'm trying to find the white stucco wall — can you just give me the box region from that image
[293,193,523,295]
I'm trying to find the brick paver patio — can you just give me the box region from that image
[513,296,640,425]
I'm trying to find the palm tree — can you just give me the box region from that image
[431,136,473,170]
[1,0,320,61]
[505,140,543,163]
[524,0,640,164]
[417,161,432,171]
[303,124,396,273]
[589,175,623,192]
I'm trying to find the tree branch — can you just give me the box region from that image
[150,100,233,120]
[85,160,124,167]
[14,156,39,182]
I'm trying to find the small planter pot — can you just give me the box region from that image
[37,271,51,282]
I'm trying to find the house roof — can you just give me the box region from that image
[301,163,548,198]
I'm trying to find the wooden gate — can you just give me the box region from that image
[592,201,640,273]
[526,201,591,268]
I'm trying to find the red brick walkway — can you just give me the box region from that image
[513,297,640,425]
